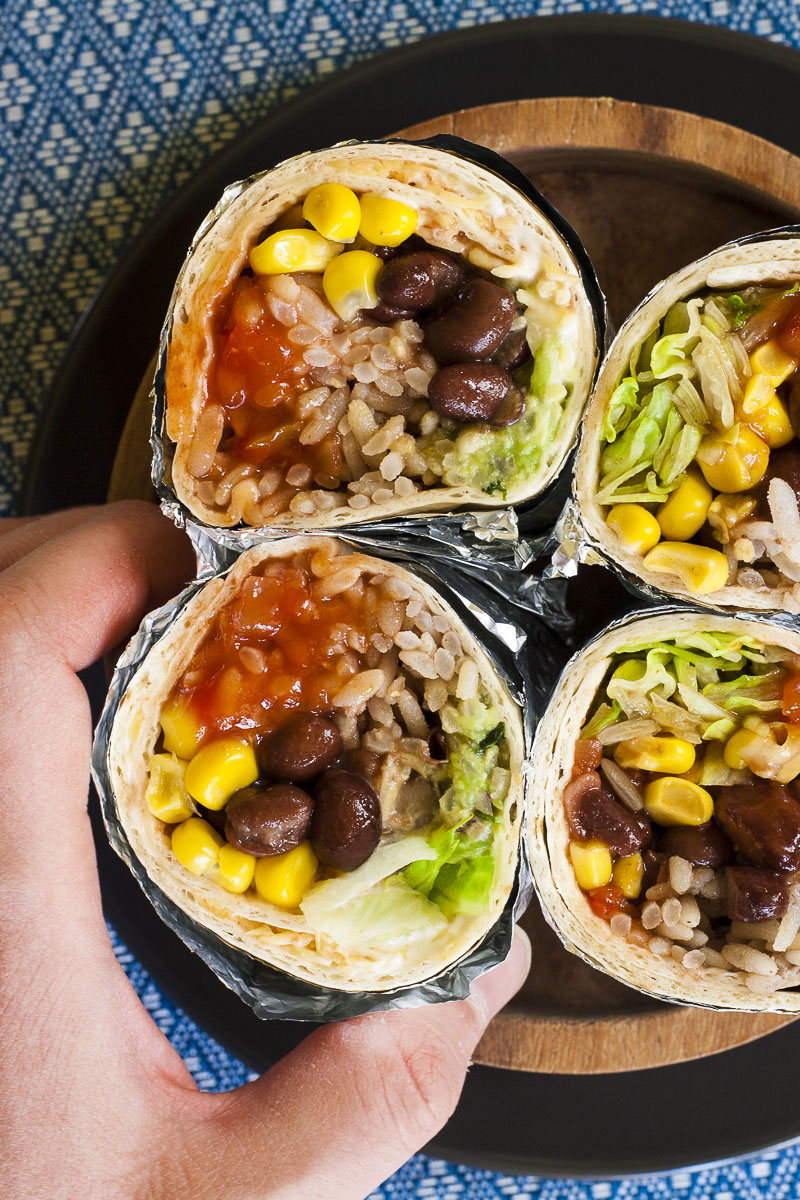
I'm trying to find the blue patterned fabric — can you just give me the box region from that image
[6,1,800,1194]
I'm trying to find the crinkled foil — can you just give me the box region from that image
[92,536,569,1021]
[149,134,606,595]
[549,224,800,629]
[528,603,800,1013]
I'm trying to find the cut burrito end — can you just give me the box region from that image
[106,537,524,992]
[164,140,599,528]
[531,610,800,1012]
[576,234,800,611]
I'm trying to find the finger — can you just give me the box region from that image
[0,500,195,673]
[0,507,101,572]
[0,502,195,905]
[190,928,532,1200]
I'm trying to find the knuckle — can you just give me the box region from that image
[392,1027,464,1137]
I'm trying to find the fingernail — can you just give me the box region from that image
[468,925,531,1025]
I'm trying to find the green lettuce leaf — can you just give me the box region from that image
[301,876,449,950]
[601,376,639,443]
[430,854,495,917]
[405,821,494,917]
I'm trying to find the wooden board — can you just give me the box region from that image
[110,96,800,1073]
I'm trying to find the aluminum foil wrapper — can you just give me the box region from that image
[528,603,800,1013]
[150,133,606,594]
[92,536,568,1021]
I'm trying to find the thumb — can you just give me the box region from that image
[198,927,531,1200]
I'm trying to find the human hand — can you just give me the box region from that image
[1,501,530,1200]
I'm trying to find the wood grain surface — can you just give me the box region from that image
[110,97,800,1073]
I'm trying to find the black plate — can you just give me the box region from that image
[23,14,800,1179]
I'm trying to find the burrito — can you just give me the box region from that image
[105,537,524,992]
[530,609,800,1012]
[575,231,800,611]
[162,139,601,529]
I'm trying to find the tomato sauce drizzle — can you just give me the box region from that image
[208,275,336,477]
[172,560,372,745]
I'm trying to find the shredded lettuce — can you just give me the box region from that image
[301,876,449,950]
[601,376,639,443]
[430,855,495,917]
[607,649,676,715]
[581,700,621,737]
[405,820,495,917]
[300,836,436,923]
[587,633,793,747]
[596,291,754,509]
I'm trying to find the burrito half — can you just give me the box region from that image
[575,231,800,611]
[163,139,600,528]
[106,537,524,991]
[530,609,800,1012]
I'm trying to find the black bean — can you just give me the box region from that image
[715,779,800,872]
[494,326,531,371]
[428,363,516,424]
[340,746,383,781]
[657,821,734,869]
[258,713,342,783]
[369,301,414,324]
[423,279,516,364]
[427,728,448,761]
[725,865,790,922]
[311,769,381,871]
[488,382,524,426]
[564,771,652,856]
[225,784,314,856]
[376,249,465,312]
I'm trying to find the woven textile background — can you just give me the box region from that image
[5,1,800,1196]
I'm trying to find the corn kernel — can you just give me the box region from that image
[270,202,307,233]
[302,183,360,243]
[250,228,342,275]
[358,193,418,246]
[160,694,204,759]
[171,817,223,875]
[707,492,757,544]
[748,393,794,449]
[613,853,644,900]
[750,339,798,387]
[254,841,318,909]
[723,727,760,770]
[644,777,714,826]
[322,250,382,322]
[615,735,695,775]
[215,843,257,894]
[145,754,194,824]
[738,372,773,418]
[569,840,613,891]
[696,423,769,493]
[656,470,713,541]
[184,737,259,811]
[643,541,729,595]
[606,503,661,555]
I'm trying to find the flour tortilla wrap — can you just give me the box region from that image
[575,230,800,612]
[106,536,524,992]
[162,138,601,529]
[529,608,800,1013]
